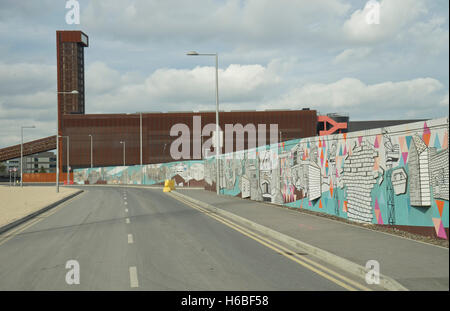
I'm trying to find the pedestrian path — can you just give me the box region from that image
[175,189,449,291]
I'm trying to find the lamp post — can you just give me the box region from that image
[88,134,93,168]
[140,113,142,166]
[20,125,36,187]
[120,141,126,166]
[186,51,220,195]
[60,136,70,185]
[57,90,78,193]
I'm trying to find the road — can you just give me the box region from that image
[0,186,373,290]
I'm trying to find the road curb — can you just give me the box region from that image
[0,190,84,235]
[171,190,409,291]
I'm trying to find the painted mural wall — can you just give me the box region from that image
[204,117,449,239]
[74,160,205,187]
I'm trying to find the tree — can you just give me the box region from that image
[39,166,47,173]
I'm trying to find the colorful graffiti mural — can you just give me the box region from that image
[74,160,205,187]
[205,117,449,239]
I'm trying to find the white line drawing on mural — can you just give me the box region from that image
[429,148,449,201]
[408,134,432,207]
[391,167,408,195]
[342,140,379,224]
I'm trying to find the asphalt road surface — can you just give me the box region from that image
[0,186,370,290]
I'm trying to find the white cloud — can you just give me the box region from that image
[86,62,281,113]
[333,47,373,64]
[0,62,55,95]
[407,16,449,55]
[261,77,446,119]
[342,0,427,43]
[83,0,350,46]
[440,92,449,107]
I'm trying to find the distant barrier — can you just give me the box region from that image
[23,172,73,183]
[73,160,205,187]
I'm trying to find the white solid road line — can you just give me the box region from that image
[126,218,130,224]
[128,234,133,244]
[129,266,139,288]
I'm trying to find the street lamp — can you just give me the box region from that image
[187,51,220,195]
[88,134,93,168]
[120,141,126,166]
[20,125,36,187]
[60,135,70,185]
[58,90,79,95]
[56,90,78,193]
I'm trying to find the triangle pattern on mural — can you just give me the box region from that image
[375,209,384,225]
[373,157,379,171]
[320,149,324,167]
[436,200,445,218]
[373,199,382,224]
[423,122,431,146]
[434,134,441,150]
[432,218,448,240]
[374,135,381,148]
[442,132,448,149]
[402,152,408,165]
[398,136,406,153]
[404,135,412,150]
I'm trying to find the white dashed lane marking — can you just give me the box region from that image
[126,218,130,224]
[128,234,133,244]
[129,266,139,288]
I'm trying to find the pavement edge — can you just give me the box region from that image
[0,189,84,235]
[171,190,409,291]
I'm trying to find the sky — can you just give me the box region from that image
[0,0,448,148]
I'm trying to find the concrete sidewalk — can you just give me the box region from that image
[175,189,449,291]
[0,186,81,229]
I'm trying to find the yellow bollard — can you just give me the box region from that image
[163,179,172,192]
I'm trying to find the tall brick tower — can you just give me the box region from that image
[56,30,88,173]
